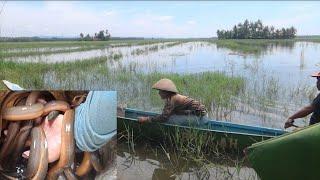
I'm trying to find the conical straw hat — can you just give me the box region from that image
[311,71,320,77]
[152,78,178,93]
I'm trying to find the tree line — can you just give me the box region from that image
[80,29,111,41]
[216,19,297,39]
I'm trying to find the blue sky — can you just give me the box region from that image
[0,1,319,38]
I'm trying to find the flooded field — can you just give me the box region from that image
[2,39,320,179]
[2,42,179,63]
[3,40,319,126]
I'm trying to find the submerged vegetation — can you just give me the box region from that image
[0,57,244,108]
[118,118,257,179]
[212,39,295,55]
[146,72,244,114]
[1,39,318,179]
[1,37,320,59]
[0,39,184,59]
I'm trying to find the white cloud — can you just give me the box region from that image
[105,10,116,16]
[264,13,317,35]
[1,2,186,38]
[1,2,317,38]
[155,16,173,22]
[1,2,121,37]
[187,20,197,25]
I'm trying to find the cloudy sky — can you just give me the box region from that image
[0,1,319,38]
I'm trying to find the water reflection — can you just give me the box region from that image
[215,40,296,57]
[117,142,257,180]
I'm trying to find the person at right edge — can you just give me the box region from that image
[285,71,320,128]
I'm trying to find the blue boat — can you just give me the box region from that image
[118,108,287,151]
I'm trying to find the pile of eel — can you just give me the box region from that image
[0,91,110,180]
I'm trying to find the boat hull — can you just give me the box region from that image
[118,108,286,152]
[246,123,320,180]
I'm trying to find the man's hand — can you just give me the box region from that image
[23,114,63,163]
[138,116,150,124]
[41,114,63,163]
[284,118,294,129]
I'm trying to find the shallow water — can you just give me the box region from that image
[4,46,81,53]
[113,41,320,180]
[4,42,177,63]
[6,40,320,179]
[117,142,258,180]
[106,41,319,127]
[31,40,320,128]
[117,41,320,88]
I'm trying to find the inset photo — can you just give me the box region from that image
[0,83,117,179]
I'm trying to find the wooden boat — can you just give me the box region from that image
[246,123,320,180]
[117,108,286,152]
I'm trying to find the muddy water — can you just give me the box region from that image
[117,142,258,180]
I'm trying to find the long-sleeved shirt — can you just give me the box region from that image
[150,94,207,123]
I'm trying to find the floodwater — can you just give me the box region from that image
[114,41,320,180]
[4,42,177,63]
[117,142,258,180]
[4,46,81,53]
[6,40,320,179]
[102,41,319,128]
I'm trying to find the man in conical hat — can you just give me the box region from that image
[138,78,207,126]
[285,71,320,128]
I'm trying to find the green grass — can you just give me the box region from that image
[295,35,320,43]
[206,38,320,55]
[0,54,121,89]
[130,42,180,56]
[1,39,310,126]
[1,38,319,59]
[0,39,170,49]
[137,72,244,111]
[1,55,245,119]
[208,39,295,55]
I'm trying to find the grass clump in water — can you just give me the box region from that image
[137,71,245,118]
[208,39,295,56]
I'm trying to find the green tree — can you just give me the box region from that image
[232,25,238,38]
[97,30,105,40]
[243,19,250,38]
[216,19,296,39]
[263,26,270,39]
[80,33,84,39]
[105,29,111,40]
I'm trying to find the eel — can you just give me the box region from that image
[24,126,48,180]
[75,152,92,177]
[46,109,75,180]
